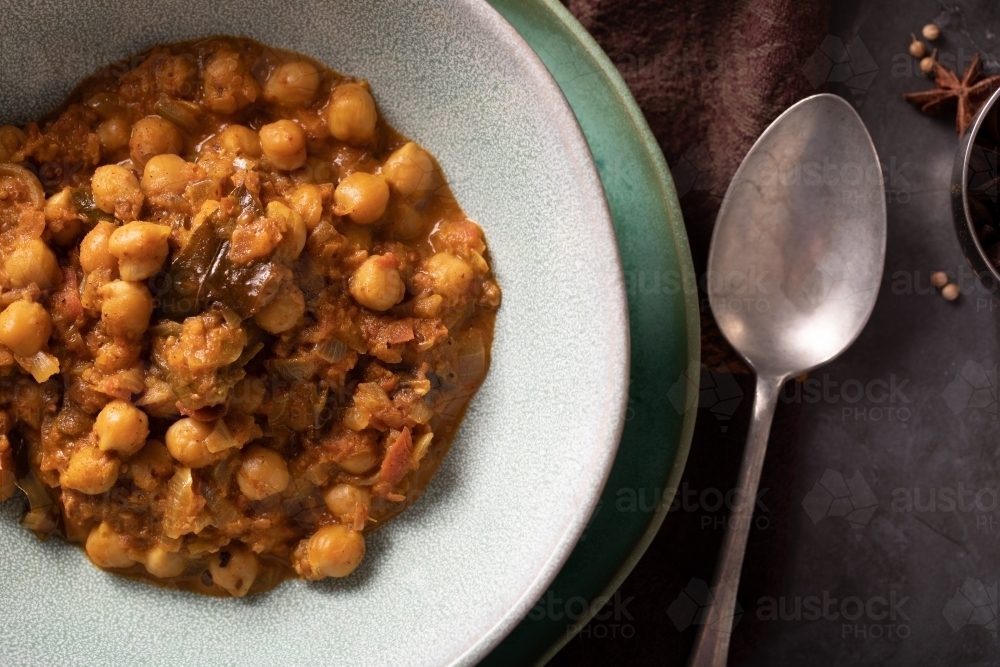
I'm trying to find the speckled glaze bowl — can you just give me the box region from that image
[0,1,628,665]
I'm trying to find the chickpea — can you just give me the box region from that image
[129,116,183,166]
[61,443,120,495]
[263,61,321,106]
[230,375,266,414]
[253,281,305,334]
[91,164,144,222]
[44,186,74,219]
[98,280,153,339]
[218,124,262,158]
[97,116,131,154]
[0,300,51,357]
[203,49,260,115]
[259,120,307,171]
[145,546,187,578]
[236,444,290,500]
[328,83,377,146]
[425,252,473,298]
[323,484,370,525]
[80,221,119,274]
[339,449,379,474]
[413,294,443,319]
[288,183,323,230]
[307,524,365,578]
[51,219,83,247]
[165,417,218,468]
[108,221,171,280]
[382,142,438,198]
[156,54,198,96]
[86,522,135,569]
[44,188,82,246]
[349,254,405,311]
[333,172,389,225]
[128,440,174,491]
[141,154,195,196]
[267,201,307,263]
[184,201,220,251]
[5,239,60,289]
[208,545,259,597]
[94,400,149,455]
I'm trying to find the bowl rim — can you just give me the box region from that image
[449,2,630,664]
[482,0,701,662]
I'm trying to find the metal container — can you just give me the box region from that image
[952,86,1000,293]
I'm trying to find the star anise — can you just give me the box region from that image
[903,53,1000,136]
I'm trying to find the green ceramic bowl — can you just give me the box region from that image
[0,1,630,666]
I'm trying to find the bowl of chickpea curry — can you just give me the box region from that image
[0,2,628,665]
[0,35,502,595]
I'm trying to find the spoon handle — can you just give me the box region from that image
[687,373,784,667]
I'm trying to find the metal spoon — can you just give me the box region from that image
[688,93,886,667]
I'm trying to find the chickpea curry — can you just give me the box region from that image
[0,37,499,596]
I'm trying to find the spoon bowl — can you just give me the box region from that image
[708,94,885,377]
[689,93,886,667]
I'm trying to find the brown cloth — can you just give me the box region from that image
[550,1,830,665]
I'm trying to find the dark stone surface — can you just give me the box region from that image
[551,1,1000,665]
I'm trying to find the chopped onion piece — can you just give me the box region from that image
[21,508,57,536]
[15,471,53,512]
[203,481,243,529]
[408,398,434,425]
[163,468,207,539]
[412,432,434,466]
[204,419,237,453]
[15,471,58,538]
[316,338,348,363]
[343,406,369,432]
[355,382,391,409]
[405,378,431,397]
[271,356,316,381]
[0,163,45,210]
[16,351,60,383]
